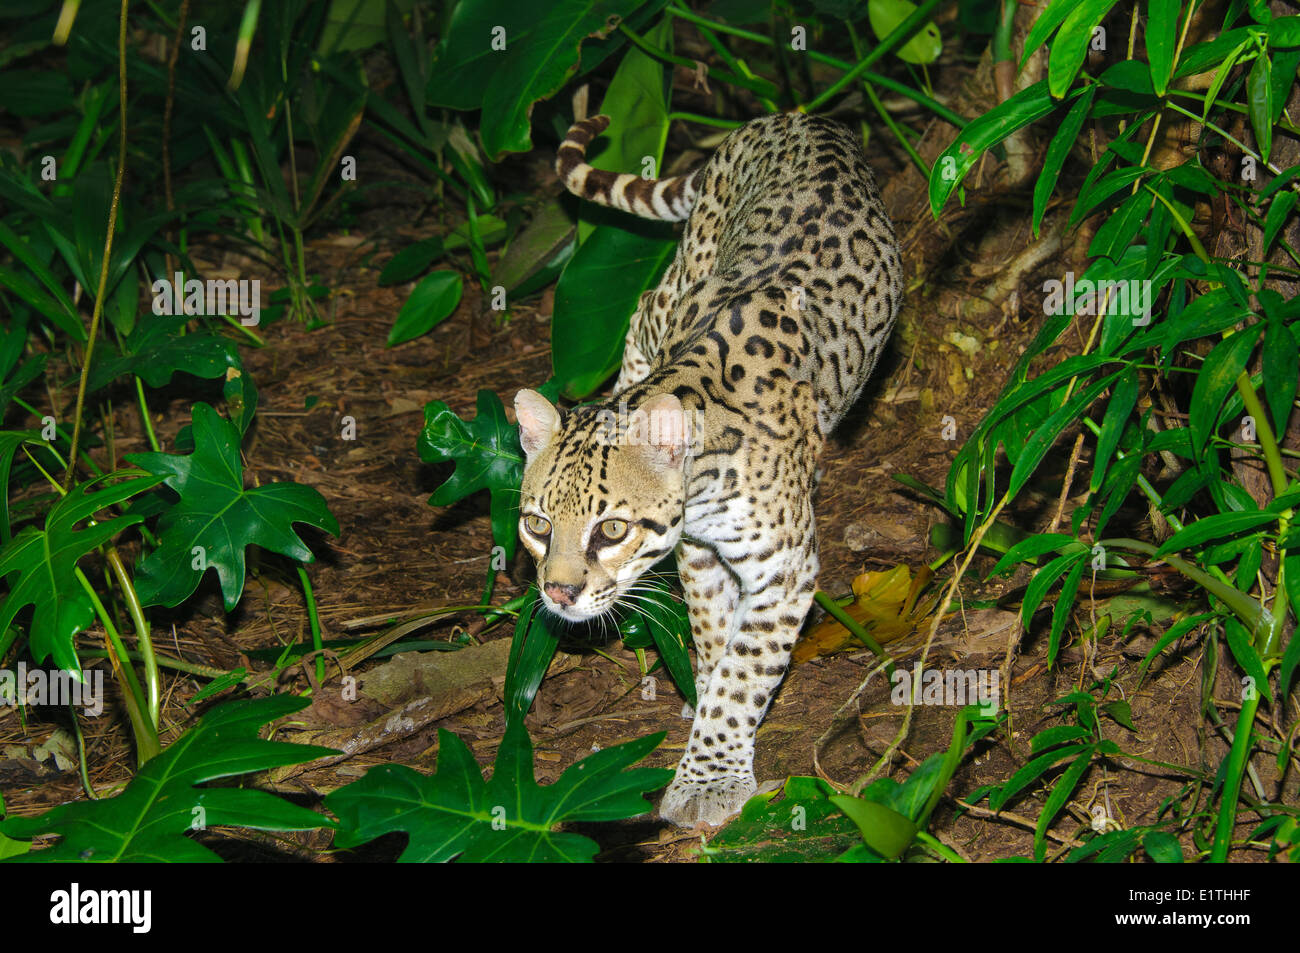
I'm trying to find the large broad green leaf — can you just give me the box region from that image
[0,475,159,675]
[830,793,918,860]
[552,224,676,398]
[418,388,525,560]
[428,0,647,159]
[326,719,671,862]
[86,315,241,393]
[0,695,336,862]
[578,14,672,243]
[387,270,463,346]
[126,404,339,610]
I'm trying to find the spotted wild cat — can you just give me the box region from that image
[514,113,902,827]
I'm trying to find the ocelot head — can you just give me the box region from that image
[514,389,689,621]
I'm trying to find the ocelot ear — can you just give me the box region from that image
[514,389,560,459]
[633,393,688,471]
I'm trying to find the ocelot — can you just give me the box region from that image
[514,113,903,827]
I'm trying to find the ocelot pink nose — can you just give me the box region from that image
[544,581,584,606]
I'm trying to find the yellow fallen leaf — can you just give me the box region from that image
[793,564,939,664]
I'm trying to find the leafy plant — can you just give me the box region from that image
[0,695,336,862]
[326,718,671,862]
[926,0,1300,862]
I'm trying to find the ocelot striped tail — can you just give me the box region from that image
[555,115,701,222]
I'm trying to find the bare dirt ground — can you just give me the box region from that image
[2,60,1285,864]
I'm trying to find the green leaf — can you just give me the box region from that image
[867,0,943,65]
[930,80,1065,216]
[1048,556,1086,668]
[830,794,918,859]
[1030,725,1092,753]
[1034,749,1094,859]
[1091,365,1139,493]
[87,315,241,394]
[1142,830,1184,862]
[1223,616,1271,704]
[379,237,445,286]
[1189,325,1264,456]
[704,776,864,862]
[1048,0,1120,96]
[1262,306,1300,439]
[579,14,672,243]
[1263,190,1297,256]
[986,532,1079,578]
[989,742,1092,811]
[0,695,336,862]
[1145,0,1181,95]
[388,270,463,346]
[635,580,696,708]
[494,198,577,294]
[0,222,83,340]
[1021,551,1087,631]
[552,224,676,398]
[1088,190,1152,261]
[1033,84,1095,237]
[430,0,649,160]
[1136,613,1213,687]
[1019,0,1076,67]
[326,720,671,862]
[0,475,159,675]
[1247,51,1273,165]
[504,587,564,722]
[1100,699,1135,731]
[126,404,339,610]
[418,389,524,559]
[1155,510,1278,558]
[1008,371,1122,500]
[1279,554,1300,696]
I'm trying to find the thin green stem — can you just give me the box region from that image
[915,829,966,862]
[813,590,894,675]
[1210,692,1260,862]
[665,111,745,129]
[68,700,99,800]
[297,563,325,683]
[104,545,158,727]
[63,0,129,490]
[78,647,231,679]
[134,376,161,453]
[75,565,160,762]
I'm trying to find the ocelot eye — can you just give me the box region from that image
[599,518,629,542]
[523,515,551,537]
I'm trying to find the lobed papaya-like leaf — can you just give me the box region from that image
[326,720,671,862]
[0,695,336,862]
[126,403,339,611]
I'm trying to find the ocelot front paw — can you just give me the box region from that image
[660,773,756,828]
